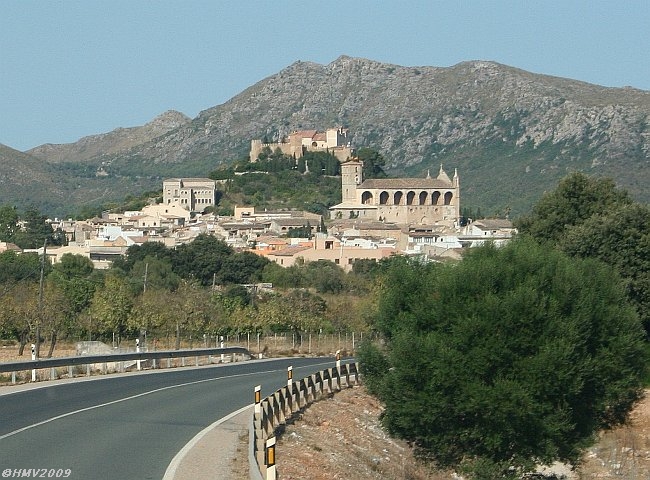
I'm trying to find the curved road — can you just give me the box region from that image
[0,357,333,480]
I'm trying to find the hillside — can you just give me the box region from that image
[1,56,648,217]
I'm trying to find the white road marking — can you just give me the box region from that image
[162,404,252,480]
[0,360,333,440]
[1,368,269,440]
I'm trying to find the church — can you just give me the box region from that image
[329,159,460,227]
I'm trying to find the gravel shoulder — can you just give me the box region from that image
[271,386,650,480]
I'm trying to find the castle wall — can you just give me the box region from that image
[250,128,352,162]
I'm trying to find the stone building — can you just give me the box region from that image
[250,127,353,162]
[330,159,460,227]
[162,178,218,213]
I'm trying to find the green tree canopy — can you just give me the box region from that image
[49,253,98,314]
[12,206,64,249]
[515,172,632,244]
[560,202,650,333]
[356,147,387,179]
[0,205,19,242]
[0,251,42,284]
[360,239,646,478]
[112,241,173,273]
[515,172,650,335]
[171,234,234,286]
[130,256,181,294]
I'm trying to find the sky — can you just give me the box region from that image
[1,1,649,152]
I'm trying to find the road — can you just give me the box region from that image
[0,357,333,480]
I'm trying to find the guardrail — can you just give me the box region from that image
[0,347,252,384]
[251,361,361,480]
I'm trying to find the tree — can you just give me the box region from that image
[171,234,234,286]
[217,251,269,285]
[112,241,172,273]
[87,273,134,341]
[40,280,73,357]
[0,205,19,242]
[0,251,42,284]
[356,147,387,179]
[515,172,632,244]
[360,239,646,478]
[304,260,346,294]
[0,283,38,354]
[12,206,61,249]
[516,172,650,334]
[127,288,176,343]
[167,281,211,349]
[49,253,97,316]
[130,256,180,294]
[560,203,650,333]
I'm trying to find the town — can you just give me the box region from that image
[1,128,516,268]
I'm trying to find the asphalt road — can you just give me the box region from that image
[0,357,334,480]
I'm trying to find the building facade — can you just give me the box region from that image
[162,178,218,213]
[250,127,353,162]
[330,159,461,226]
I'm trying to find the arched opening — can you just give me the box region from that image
[406,191,416,205]
[361,191,374,205]
[419,191,428,205]
[444,192,453,205]
[379,191,389,205]
[394,191,403,205]
[432,191,441,205]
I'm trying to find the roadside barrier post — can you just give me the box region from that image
[136,338,141,371]
[255,385,262,413]
[287,366,294,412]
[265,436,276,480]
[31,344,36,382]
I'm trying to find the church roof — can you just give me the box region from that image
[359,177,452,189]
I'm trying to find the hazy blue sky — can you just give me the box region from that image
[1,1,648,151]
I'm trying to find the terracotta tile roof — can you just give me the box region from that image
[256,237,288,245]
[293,130,318,139]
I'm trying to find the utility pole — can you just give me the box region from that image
[36,239,47,358]
[140,262,149,349]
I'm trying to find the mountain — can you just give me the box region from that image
[27,110,191,164]
[1,56,649,217]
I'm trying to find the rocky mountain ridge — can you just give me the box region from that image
[1,56,648,217]
[27,110,190,164]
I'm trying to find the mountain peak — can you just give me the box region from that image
[146,110,191,128]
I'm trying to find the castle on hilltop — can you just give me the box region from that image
[330,159,460,227]
[250,127,353,162]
